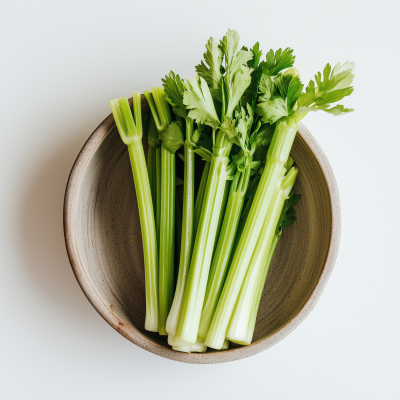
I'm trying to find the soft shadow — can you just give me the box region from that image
[17,132,105,330]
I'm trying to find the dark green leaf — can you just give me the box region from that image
[160,122,184,153]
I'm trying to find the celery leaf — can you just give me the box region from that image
[262,48,295,75]
[160,122,184,153]
[256,97,288,124]
[162,71,187,119]
[295,61,355,117]
[196,37,223,101]
[183,76,220,130]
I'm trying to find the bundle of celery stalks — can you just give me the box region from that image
[110,30,354,353]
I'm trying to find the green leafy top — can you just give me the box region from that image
[186,29,253,133]
[256,71,304,124]
[256,59,355,124]
[262,48,296,76]
[220,104,254,150]
[220,30,254,119]
[183,76,220,130]
[295,61,355,116]
[162,71,187,119]
[195,37,223,100]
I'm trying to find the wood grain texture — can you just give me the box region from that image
[64,95,340,364]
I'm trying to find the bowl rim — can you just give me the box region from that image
[63,104,341,364]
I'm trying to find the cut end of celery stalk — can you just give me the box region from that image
[168,334,192,347]
[172,340,207,353]
[221,339,229,350]
[172,345,192,353]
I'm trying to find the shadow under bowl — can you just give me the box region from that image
[64,96,340,364]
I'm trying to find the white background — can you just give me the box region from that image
[1,0,399,398]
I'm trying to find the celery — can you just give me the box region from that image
[172,340,207,353]
[221,339,229,350]
[146,115,161,243]
[226,167,298,342]
[144,88,175,335]
[213,180,231,255]
[197,164,250,341]
[161,73,199,339]
[206,57,354,349]
[111,31,355,352]
[109,93,158,332]
[231,189,301,345]
[173,30,254,345]
[193,161,210,236]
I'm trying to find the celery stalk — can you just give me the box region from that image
[197,164,250,341]
[166,120,196,336]
[229,234,279,346]
[193,161,210,236]
[213,180,231,256]
[158,144,175,335]
[147,145,157,212]
[109,93,158,332]
[144,88,175,335]
[227,167,298,342]
[174,134,232,344]
[221,339,229,350]
[205,117,298,349]
[172,340,207,353]
[175,181,183,287]
[146,115,161,241]
[155,147,162,243]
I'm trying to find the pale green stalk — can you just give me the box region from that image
[229,234,279,346]
[205,116,298,349]
[166,120,196,336]
[221,339,229,350]
[227,167,298,342]
[146,115,161,242]
[155,148,162,242]
[193,161,210,235]
[174,134,233,344]
[109,93,158,332]
[144,88,175,335]
[197,165,250,341]
[172,340,207,353]
[175,181,183,286]
[213,180,231,256]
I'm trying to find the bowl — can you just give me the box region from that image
[64,95,340,364]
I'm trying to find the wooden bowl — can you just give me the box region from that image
[64,96,340,364]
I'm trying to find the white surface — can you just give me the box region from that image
[1,0,399,398]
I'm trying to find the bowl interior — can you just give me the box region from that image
[71,107,334,360]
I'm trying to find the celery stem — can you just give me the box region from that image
[205,117,298,349]
[174,150,229,344]
[197,166,250,341]
[166,120,196,336]
[193,161,210,236]
[158,144,175,335]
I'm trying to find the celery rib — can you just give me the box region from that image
[144,88,175,335]
[227,167,298,342]
[212,179,231,256]
[229,235,279,346]
[110,94,159,332]
[166,121,196,337]
[158,144,175,335]
[193,161,210,236]
[174,148,230,344]
[205,117,298,349]
[197,165,250,341]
